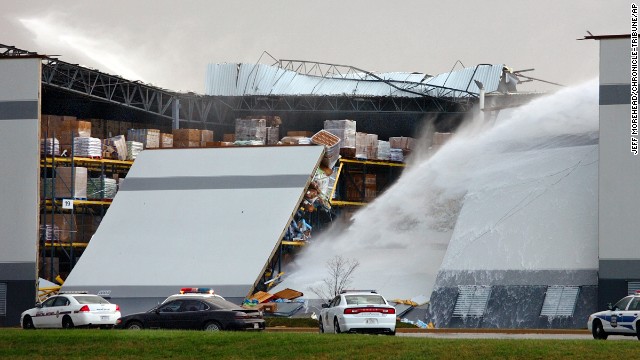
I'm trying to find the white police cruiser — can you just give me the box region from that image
[588,291,640,340]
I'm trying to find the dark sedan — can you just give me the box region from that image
[114,295,265,331]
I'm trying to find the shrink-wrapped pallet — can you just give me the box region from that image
[40,138,60,156]
[87,177,118,199]
[73,137,103,158]
[389,136,415,151]
[103,135,127,161]
[160,133,173,148]
[127,129,160,149]
[324,120,356,148]
[355,132,378,159]
[390,148,404,162]
[235,118,266,142]
[377,140,390,160]
[55,167,88,199]
[126,141,143,160]
[266,126,280,145]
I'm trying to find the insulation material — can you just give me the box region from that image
[87,177,118,199]
[355,132,378,159]
[40,138,60,156]
[235,118,266,142]
[127,129,160,149]
[126,141,143,160]
[324,119,356,148]
[55,167,88,199]
[311,130,340,168]
[377,140,390,160]
[73,137,102,158]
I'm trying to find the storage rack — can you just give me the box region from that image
[39,134,133,282]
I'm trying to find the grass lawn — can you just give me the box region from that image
[1,329,639,360]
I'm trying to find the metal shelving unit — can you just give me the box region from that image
[39,139,133,282]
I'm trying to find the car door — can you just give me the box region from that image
[176,300,206,329]
[50,296,71,327]
[606,296,632,333]
[147,300,183,329]
[325,296,341,333]
[32,297,57,328]
[620,297,640,333]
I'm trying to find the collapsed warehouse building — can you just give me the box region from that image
[1,42,556,327]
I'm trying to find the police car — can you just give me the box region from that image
[319,290,396,335]
[588,291,640,340]
[21,292,120,329]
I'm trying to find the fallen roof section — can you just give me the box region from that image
[62,145,325,301]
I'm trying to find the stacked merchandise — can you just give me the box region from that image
[311,130,341,168]
[355,132,378,159]
[40,178,54,199]
[55,167,88,199]
[389,136,415,161]
[235,118,266,143]
[346,174,377,202]
[324,120,356,149]
[389,148,404,162]
[127,129,160,149]
[200,130,214,147]
[266,127,280,145]
[103,135,127,161]
[75,215,102,243]
[173,129,201,148]
[377,140,391,160]
[40,138,60,156]
[160,133,174,148]
[87,177,118,199]
[41,224,59,243]
[126,141,144,160]
[73,137,102,158]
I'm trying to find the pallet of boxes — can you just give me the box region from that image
[324,120,356,158]
[388,136,415,162]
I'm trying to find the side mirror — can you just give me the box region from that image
[155,309,160,314]
[35,303,42,308]
[606,303,612,310]
[321,303,329,308]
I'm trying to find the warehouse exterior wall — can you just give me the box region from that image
[0,58,40,326]
[598,37,640,309]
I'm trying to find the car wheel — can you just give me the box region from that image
[334,318,341,334]
[318,317,324,333]
[203,321,222,331]
[125,321,143,330]
[387,329,396,336]
[100,325,114,330]
[62,316,74,329]
[592,320,607,340]
[22,315,35,330]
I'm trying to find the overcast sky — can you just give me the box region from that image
[1,1,631,93]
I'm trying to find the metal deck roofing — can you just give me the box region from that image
[205,62,506,99]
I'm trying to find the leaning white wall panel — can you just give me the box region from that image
[62,146,324,299]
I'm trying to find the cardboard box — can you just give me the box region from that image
[346,173,376,202]
[200,129,214,142]
[173,129,201,141]
[160,133,173,148]
[90,119,105,139]
[223,133,236,142]
[54,167,88,199]
[40,214,75,242]
[174,140,200,148]
[105,120,121,138]
[127,129,160,149]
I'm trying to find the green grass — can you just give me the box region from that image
[0,329,639,360]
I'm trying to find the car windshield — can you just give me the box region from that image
[613,296,632,310]
[345,295,386,305]
[73,295,110,304]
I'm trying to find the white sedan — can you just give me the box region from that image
[21,293,121,329]
[588,293,640,340]
[319,290,396,335]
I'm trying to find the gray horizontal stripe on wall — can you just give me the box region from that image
[119,174,310,191]
[0,262,36,280]
[0,100,38,120]
[61,284,250,298]
[434,269,598,287]
[600,84,631,105]
[599,259,640,279]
